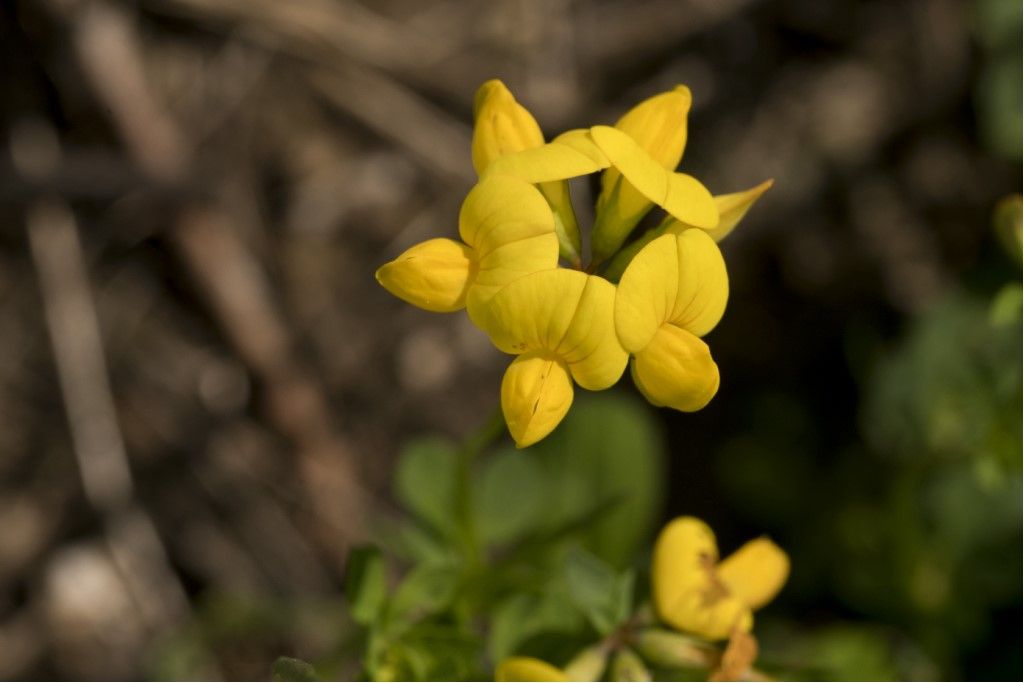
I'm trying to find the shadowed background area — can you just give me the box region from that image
[0,0,1020,679]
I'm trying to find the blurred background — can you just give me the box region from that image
[0,0,1020,679]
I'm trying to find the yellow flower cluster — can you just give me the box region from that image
[377,80,771,448]
[494,516,789,682]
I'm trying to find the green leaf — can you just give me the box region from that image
[387,563,459,624]
[344,546,387,625]
[394,437,460,538]
[529,392,666,567]
[272,657,320,682]
[563,546,633,635]
[476,447,547,546]
[489,590,586,662]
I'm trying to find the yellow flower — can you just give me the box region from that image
[484,269,628,447]
[614,230,727,412]
[496,656,569,682]
[590,87,709,263]
[652,516,789,641]
[376,174,558,325]
[472,79,584,266]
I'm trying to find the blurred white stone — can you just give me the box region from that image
[43,542,144,679]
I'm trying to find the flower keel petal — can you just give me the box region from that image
[632,324,720,412]
[501,352,573,448]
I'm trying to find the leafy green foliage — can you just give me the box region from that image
[529,392,666,567]
[563,546,634,636]
[349,392,667,680]
[346,546,388,626]
[394,437,460,539]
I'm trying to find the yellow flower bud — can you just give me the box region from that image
[609,647,651,682]
[563,644,609,681]
[633,628,717,670]
[375,238,475,313]
[496,656,569,682]
[472,80,545,174]
[471,80,584,265]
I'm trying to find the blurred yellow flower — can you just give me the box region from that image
[652,516,788,641]
[376,174,558,325]
[496,656,569,682]
[614,230,728,412]
[484,268,628,447]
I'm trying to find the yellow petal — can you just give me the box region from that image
[485,270,627,390]
[375,238,475,313]
[631,324,720,412]
[717,537,790,610]
[482,129,610,184]
[591,126,718,229]
[501,352,574,448]
[666,180,774,243]
[469,234,561,317]
[472,80,545,175]
[480,130,613,265]
[496,657,569,682]
[652,517,752,641]
[614,85,692,170]
[614,232,729,353]
[459,174,557,255]
[459,175,559,323]
[589,125,717,262]
[556,276,629,390]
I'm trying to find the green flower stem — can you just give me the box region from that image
[455,406,506,565]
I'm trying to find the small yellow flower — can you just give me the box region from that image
[484,269,628,447]
[496,656,570,682]
[614,231,727,412]
[472,79,584,265]
[376,174,558,325]
[652,516,789,641]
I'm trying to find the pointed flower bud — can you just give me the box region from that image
[610,647,651,682]
[633,628,717,670]
[472,80,583,264]
[496,656,569,682]
[376,174,558,325]
[472,79,546,174]
[563,643,609,681]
